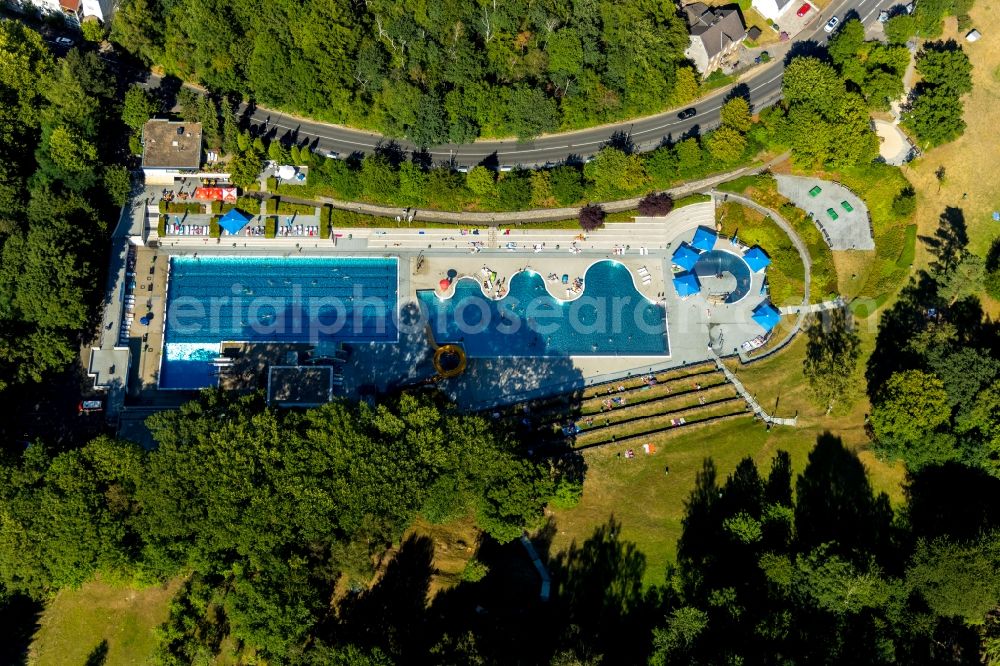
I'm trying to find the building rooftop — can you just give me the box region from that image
[685,3,746,59]
[142,120,203,170]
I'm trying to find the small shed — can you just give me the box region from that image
[747,26,763,41]
[966,29,981,42]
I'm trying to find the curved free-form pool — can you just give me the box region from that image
[418,260,667,357]
[693,250,753,304]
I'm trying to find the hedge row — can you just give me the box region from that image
[156,214,166,237]
[209,215,221,238]
[265,216,277,239]
[158,200,203,215]
[320,205,332,238]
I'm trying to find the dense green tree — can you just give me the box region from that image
[550,166,583,205]
[674,138,702,175]
[871,369,953,467]
[0,438,144,597]
[905,85,967,147]
[583,147,647,199]
[907,531,1000,623]
[103,165,132,206]
[884,14,917,44]
[704,126,746,163]
[228,148,263,189]
[916,41,973,95]
[465,166,496,197]
[121,85,159,133]
[719,97,752,133]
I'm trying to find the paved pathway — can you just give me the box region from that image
[779,297,845,315]
[711,191,812,364]
[709,349,797,426]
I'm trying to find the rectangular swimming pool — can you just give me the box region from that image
[418,261,668,358]
[160,256,398,389]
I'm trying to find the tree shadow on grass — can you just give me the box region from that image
[83,639,109,666]
[335,534,435,659]
[794,433,895,567]
[920,206,968,275]
[547,516,656,664]
[0,595,42,666]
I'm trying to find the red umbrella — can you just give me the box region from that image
[439,278,451,290]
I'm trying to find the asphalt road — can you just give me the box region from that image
[153,0,901,167]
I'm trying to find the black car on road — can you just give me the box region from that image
[677,108,697,120]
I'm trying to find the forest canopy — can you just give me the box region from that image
[111,0,693,142]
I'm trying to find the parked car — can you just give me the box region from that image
[325,150,340,159]
[677,107,697,120]
[796,3,810,17]
[54,36,74,46]
[878,9,890,22]
[824,16,840,32]
[455,165,469,174]
[499,165,513,172]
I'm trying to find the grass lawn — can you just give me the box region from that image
[30,577,180,666]
[899,12,1000,313]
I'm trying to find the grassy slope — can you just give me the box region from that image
[548,327,904,588]
[900,11,1000,310]
[30,578,180,666]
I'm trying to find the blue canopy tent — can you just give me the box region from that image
[218,209,252,235]
[743,246,771,273]
[672,243,701,271]
[673,271,701,298]
[691,226,718,252]
[751,301,781,333]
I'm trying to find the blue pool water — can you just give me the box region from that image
[418,261,667,357]
[160,256,398,389]
[693,250,752,303]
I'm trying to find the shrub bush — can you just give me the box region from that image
[209,215,221,238]
[892,186,917,218]
[266,176,277,191]
[461,559,490,583]
[265,197,278,214]
[265,216,277,238]
[579,204,606,231]
[210,200,221,214]
[157,214,166,237]
[320,205,332,238]
[276,200,316,215]
[638,192,675,217]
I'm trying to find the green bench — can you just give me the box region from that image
[826,208,839,221]
[841,200,854,212]
[809,185,822,197]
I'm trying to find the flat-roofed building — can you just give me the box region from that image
[141,120,203,184]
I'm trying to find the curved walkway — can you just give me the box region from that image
[710,191,812,364]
